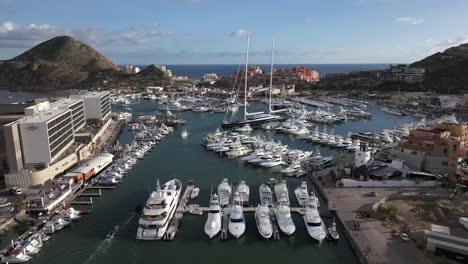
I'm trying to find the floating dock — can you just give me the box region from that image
[164,184,194,240]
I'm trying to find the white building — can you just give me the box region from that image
[81,91,111,120]
[355,144,371,168]
[123,65,140,74]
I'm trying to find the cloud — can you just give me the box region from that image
[395,17,424,25]
[0,20,175,49]
[230,29,250,37]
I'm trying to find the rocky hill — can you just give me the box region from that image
[0,36,172,91]
[412,43,468,93]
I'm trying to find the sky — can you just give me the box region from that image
[0,0,467,65]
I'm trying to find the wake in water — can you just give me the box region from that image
[83,212,136,264]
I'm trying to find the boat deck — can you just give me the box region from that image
[164,184,194,240]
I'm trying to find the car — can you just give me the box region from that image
[399,232,410,242]
[9,187,22,195]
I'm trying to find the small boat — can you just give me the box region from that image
[328,221,340,240]
[190,187,200,200]
[181,129,188,138]
[255,204,273,239]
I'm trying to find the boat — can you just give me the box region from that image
[228,192,245,239]
[226,145,252,159]
[328,221,340,240]
[294,181,309,206]
[190,187,200,200]
[275,204,296,236]
[274,180,290,206]
[235,124,253,132]
[136,179,182,240]
[60,207,81,222]
[260,155,285,168]
[236,181,249,205]
[259,184,273,206]
[181,129,188,138]
[204,194,222,239]
[1,249,31,263]
[304,198,327,242]
[255,204,273,239]
[217,178,232,206]
[280,162,304,176]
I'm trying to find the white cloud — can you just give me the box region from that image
[229,29,250,37]
[395,17,424,25]
[0,20,175,49]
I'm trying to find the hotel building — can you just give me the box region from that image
[81,91,111,120]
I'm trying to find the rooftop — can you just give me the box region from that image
[18,107,70,124]
[81,91,110,99]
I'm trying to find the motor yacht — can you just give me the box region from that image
[255,204,273,239]
[217,178,232,206]
[294,181,309,206]
[228,192,245,239]
[304,198,327,242]
[204,194,222,239]
[274,180,290,206]
[260,155,285,168]
[235,124,253,133]
[275,204,296,236]
[136,179,182,240]
[236,181,249,205]
[259,184,273,206]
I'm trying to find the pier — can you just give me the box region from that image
[164,184,194,240]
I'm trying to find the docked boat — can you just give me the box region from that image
[217,178,232,206]
[294,181,309,206]
[136,179,182,240]
[255,204,273,239]
[204,194,222,239]
[304,198,327,242]
[60,207,81,222]
[190,187,200,200]
[328,221,340,240]
[275,204,296,236]
[260,155,285,168]
[259,184,273,206]
[280,162,304,176]
[228,192,246,239]
[236,180,250,205]
[235,124,253,133]
[1,248,31,263]
[274,180,290,206]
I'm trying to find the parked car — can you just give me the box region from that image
[399,232,410,242]
[9,187,22,195]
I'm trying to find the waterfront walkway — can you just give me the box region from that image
[311,170,431,264]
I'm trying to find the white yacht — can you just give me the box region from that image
[217,178,232,206]
[255,204,273,239]
[260,155,285,168]
[1,249,31,263]
[294,181,309,206]
[228,192,245,238]
[204,194,222,239]
[235,124,253,133]
[275,204,296,236]
[226,145,252,159]
[181,129,188,138]
[190,187,200,200]
[259,184,273,206]
[304,198,327,242]
[280,162,303,176]
[274,180,290,206]
[236,181,250,205]
[328,221,340,240]
[136,179,182,240]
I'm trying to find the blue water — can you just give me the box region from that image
[137,64,390,79]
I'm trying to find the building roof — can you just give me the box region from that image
[64,153,113,175]
[19,107,70,124]
[81,91,109,99]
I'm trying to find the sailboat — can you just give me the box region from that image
[222,34,282,129]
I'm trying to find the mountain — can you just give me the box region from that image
[0,36,172,91]
[412,43,468,93]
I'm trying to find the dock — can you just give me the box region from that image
[220,208,230,240]
[163,184,194,240]
[270,209,281,240]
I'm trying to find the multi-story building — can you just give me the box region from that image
[291,66,319,82]
[389,123,468,184]
[81,91,111,120]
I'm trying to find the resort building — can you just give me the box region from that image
[389,122,468,184]
[80,91,111,120]
[291,66,319,82]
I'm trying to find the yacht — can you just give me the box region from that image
[204,194,222,239]
[328,221,340,240]
[236,181,250,205]
[255,204,273,239]
[181,129,188,138]
[304,198,327,242]
[190,187,200,200]
[294,181,309,206]
[275,204,296,236]
[235,124,253,133]
[136,179,182,240]
[217,178,232,206]
[274,180,290,206]
[226,145,252,159]
[1,249,31,263]
[280,162,303,176]
[260,155,285,168]
[259,184,273,206]
[228,192,246,238]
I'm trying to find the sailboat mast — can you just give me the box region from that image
[269,35,276,114]
[243,33,250,122]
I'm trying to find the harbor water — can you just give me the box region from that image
[26,100,416,264]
